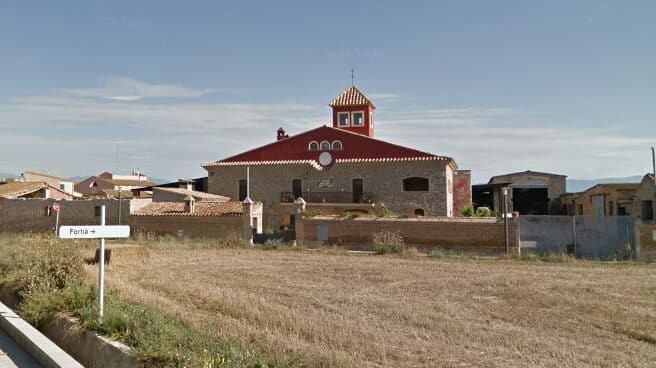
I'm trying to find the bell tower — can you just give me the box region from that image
[330,85,376,137]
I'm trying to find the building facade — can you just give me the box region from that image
[203,85,471,228]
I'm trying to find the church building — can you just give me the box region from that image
[202,85,471,228]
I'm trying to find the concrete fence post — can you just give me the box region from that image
[242,197,254,245]
[294,197,306,245]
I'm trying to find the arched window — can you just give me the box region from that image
[90,181,98,188]
[414,208,425,217]
[308,141,319,151]
[332,140,343,150]
[403,177,429,191]
[320,140,331,151]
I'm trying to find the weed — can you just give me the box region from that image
[372,230,406,254]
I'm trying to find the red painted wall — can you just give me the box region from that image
[332,105,375,137]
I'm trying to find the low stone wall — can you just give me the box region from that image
[638,222,656,261]
[296,216,519,254]
[130,215,244,238]
[0,198,135,232]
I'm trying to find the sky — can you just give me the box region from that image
[1,1,655,183]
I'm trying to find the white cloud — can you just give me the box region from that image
[0,80,653,184]
[63,77,219,101]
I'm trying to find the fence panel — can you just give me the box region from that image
[519,215,635,260]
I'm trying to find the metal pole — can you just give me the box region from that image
[572,215,577,257]
[503,188,509,255]
[98,205,106,320]
[118,188,122,225]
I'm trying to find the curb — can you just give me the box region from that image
[0,302,83,368]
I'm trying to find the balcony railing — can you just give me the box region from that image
[280,191,374,204]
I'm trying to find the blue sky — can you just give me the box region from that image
[1,1,654,183]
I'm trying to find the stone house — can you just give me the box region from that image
[0,180,75,200]
[202,85,471,228]
[633,173,655,222]
[75,171,155,198]
[571,183,640,216]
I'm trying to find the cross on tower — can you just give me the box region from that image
[350,67,355,85]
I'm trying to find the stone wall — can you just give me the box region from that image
[296,216,519,254]
[0,198,133,232]
[130,215,243,238]
[206,160,451,228]
[638,222,656,261]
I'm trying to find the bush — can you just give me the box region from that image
[461,205,475,217]
[475,207,493,217]
[262,238,292,250]
[372,230,406,254]
[428,248,460,259]
[219,232,250,248]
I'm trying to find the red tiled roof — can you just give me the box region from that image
[202,125,455,169]
[0,181,75,199]
[330,85,375,107]
[132,201,243,216]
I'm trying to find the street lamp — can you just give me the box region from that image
[502,187,509,255]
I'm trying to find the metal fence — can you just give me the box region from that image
[518,215,635,260]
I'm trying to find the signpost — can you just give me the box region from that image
[57,205,130,320]
[52,202,60,235]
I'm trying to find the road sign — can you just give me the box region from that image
[52,202,60,212]
[59,225,130,239]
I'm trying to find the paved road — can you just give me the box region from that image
[0,329,41,368]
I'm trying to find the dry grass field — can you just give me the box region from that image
[98,245,656,367]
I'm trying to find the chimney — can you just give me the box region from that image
[276,127,288,141]
[184,194,195,214]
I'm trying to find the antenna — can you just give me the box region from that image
[350,67,355,85]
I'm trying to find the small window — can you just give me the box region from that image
[90,181,98,188]
[352,112,364,126]
[332,140,342,150]
[239,179,247,201]
[370,112,374,127]
[338,112,350,126]
[308,141,319,150]
[414,208,425,217]
[403,177,429,191]
[320,140,330,151]
[643,200,654,221]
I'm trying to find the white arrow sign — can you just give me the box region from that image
[59,225,130,239]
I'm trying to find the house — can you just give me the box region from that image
[472,170,567,215]
[131,177,208,198]
[22,171,78,196]
[633,173,655,222]
[202,84,471,228]
[75,171,155,198]
[0,180,75,200]
[152,187,230,202]
[571,183,640,216]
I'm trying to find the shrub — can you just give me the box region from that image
[219,232,250,248]
[461,205,475,217]
[380,207,399,218]
[475,207,493,217]
[262,238,291,250]
[372,230,406,254]
[428,248,460,259]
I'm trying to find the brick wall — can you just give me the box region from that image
[0,198,132,232]
[453,170,472,216]
[296,216,519,254]
[130,215,243,238]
